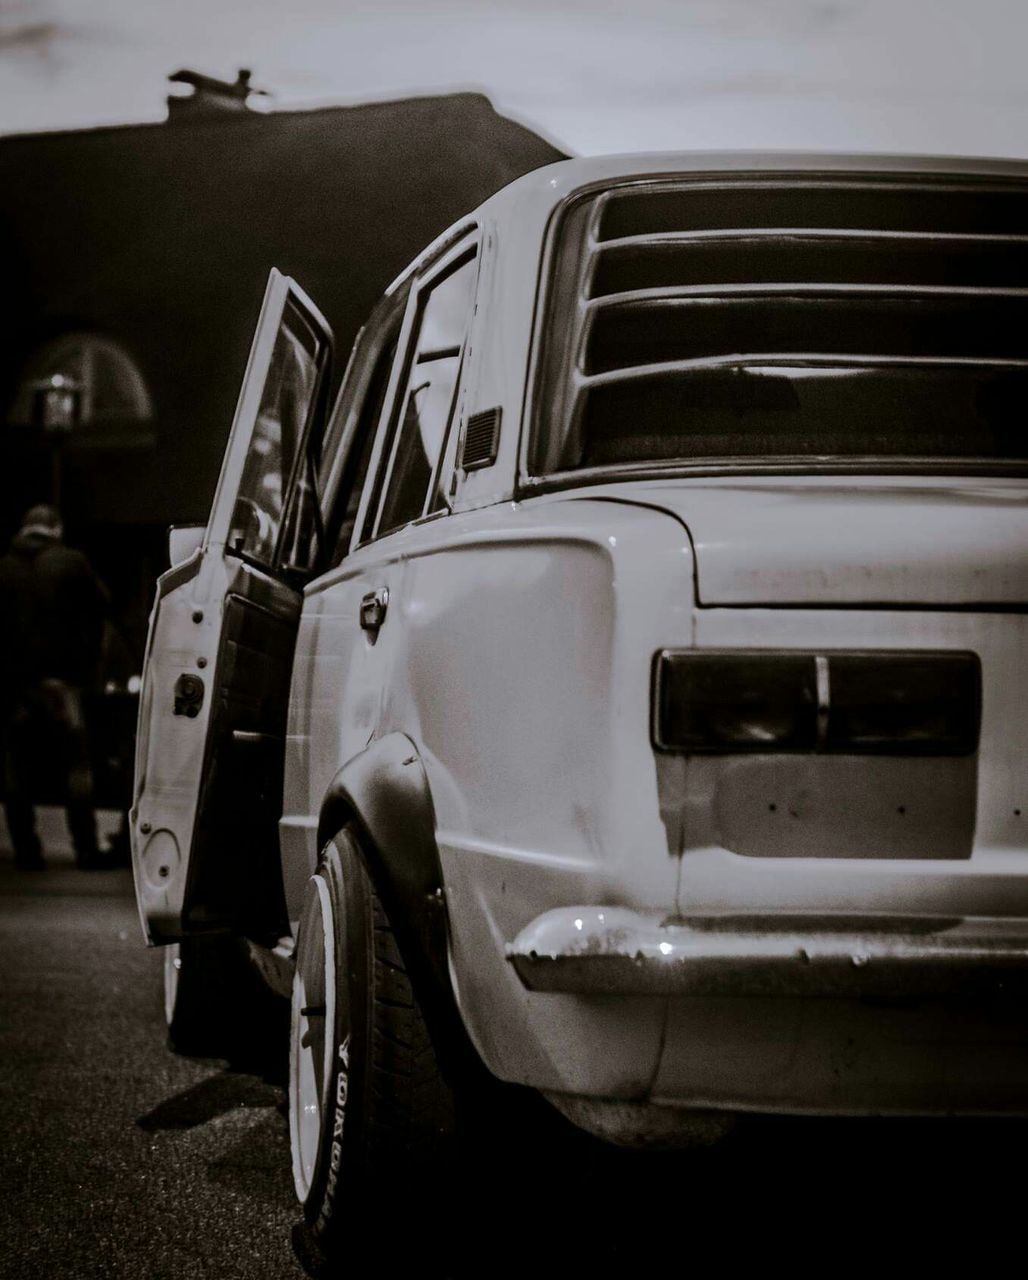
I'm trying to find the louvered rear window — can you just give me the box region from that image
[531,174,1028,475]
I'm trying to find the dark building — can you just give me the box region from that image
[0,81,564,659]
[0,80,562,810]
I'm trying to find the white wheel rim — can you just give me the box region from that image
[163,943,182,1028]
[289,873,336,1204]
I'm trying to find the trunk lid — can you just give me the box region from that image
[600,474,1028,607]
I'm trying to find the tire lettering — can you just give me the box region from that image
[318,1035,349,1228]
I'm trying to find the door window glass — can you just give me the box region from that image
[330,334,398,562]
[277,449,321,576]
[228,306,320,565]
[317,292,407,568]
[373,252,476,539]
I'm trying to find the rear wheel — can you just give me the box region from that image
[289,826,455,1265]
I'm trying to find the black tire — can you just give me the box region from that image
[289,826,455,1269]
[164,933,287,1064]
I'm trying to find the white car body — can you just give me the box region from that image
[133,152,1028,1142]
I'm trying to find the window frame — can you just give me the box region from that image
[270,349,336,581]
[350,229,481,551]
[311,282,412,573]
[214,282,334,578]
[518,172,1028,494]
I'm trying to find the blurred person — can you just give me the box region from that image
[0,504,109,869]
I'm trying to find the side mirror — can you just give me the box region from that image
[168,523,205,567]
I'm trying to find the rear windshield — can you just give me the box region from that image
[531,175,1028,475]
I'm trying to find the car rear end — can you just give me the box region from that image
[506,160,1028,1126]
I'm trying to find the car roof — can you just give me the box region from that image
[387,148,1028,296]
[489,147,1028,206]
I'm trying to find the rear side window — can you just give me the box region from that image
[366,250,477,540]
[532,176,1028,474]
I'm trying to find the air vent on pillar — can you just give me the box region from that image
[460,407,501,471]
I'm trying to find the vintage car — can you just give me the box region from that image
[132,151,1028,1256]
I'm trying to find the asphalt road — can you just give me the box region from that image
[0,850,303,1280]
[2,831,1027,1277]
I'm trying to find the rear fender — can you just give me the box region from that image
[316,733,476,1081]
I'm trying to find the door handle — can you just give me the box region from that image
[360,587,389,633]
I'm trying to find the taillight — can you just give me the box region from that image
[653,650,980,756]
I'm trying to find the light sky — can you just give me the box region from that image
[1,0,1026,157]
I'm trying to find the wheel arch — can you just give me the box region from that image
[315,732,477,1082]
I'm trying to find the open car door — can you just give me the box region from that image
[131,271,332,944]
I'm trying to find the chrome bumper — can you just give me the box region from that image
[506,907,1028,997]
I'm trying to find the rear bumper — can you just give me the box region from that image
[507,906,1028,998]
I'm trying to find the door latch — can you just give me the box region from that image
[359,587,389,634]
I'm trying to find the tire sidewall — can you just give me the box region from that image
[296,829,373,1253]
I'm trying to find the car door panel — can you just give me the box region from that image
[280,240,479,922]
[132,270,332,943]
[280,551,402,921]
[185,581,300,933]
